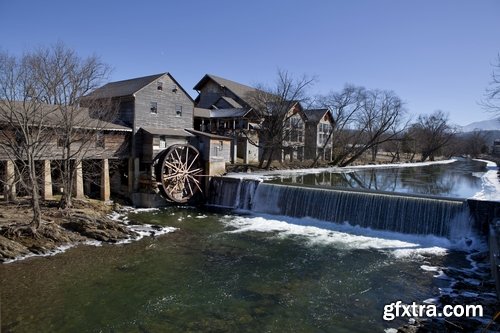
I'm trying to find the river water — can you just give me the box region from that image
[266,159,486,198]
[0,160,492,332]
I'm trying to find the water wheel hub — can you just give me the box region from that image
[153,144,203,203]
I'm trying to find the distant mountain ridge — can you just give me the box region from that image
[460,118,500,132]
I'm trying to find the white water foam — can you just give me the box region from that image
[221,213,484,258]
[110,207,177,243]
[2,243,78,264]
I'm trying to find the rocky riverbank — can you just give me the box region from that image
[0,199,137,262]
[395,250,499,333]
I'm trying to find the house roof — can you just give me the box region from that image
[209,108,249,118]
[88,73,166,98]
[86,72,194,102]
[0,101,132,132]
[303,108,331,123]
[193,74,303,117]
[218,96,243,108]
[193,107,250,119]
[194,74,259,109]
[140,127,194,137]
[186,129,232,141]
[194,74,258,97]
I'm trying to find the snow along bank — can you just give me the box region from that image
[471,159,500,201]
[225,159,458,181]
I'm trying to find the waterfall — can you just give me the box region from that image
[208,177,259,210]
[207,177,475,238]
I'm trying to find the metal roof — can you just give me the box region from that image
[219,96,243,108]
[194,107,250,119]
[185,129,232,141]
[140,127,194,137]
[87,73,166,99]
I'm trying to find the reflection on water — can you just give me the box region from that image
[267,160,486,198]
[0,208,468,333]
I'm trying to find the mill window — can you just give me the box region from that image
[150,102,158,114]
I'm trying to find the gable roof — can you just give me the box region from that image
[86,73,194,102]
[194,74,257,96]
[218,96,243,108]
[89,73,166,99]
[303,108,332,123]
[194,74,259,108]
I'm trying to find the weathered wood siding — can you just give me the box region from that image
[117,98,135,127]
[134,74,193,133]
[142,133,189,162]
[190,135,231,163]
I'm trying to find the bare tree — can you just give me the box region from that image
[0,51,57,232]
[316,85,366,166]
[445,130,489,158]
[482,53,500,114]
[23,43,113,208]
[409,110,456,162]
[247,70,315,169]
[316,85,407,166]
[401,131,418,162]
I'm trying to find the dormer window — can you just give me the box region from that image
[150,102,158,114]
[157,81,163,91]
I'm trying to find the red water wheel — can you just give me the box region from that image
[154,144,203,203]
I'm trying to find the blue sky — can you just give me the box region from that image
[1,0,499,126]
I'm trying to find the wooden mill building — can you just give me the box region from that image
[0,101,131,202]
[1,71,334,207]
[1,73,232,207]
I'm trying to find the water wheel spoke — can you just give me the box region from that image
[186,167,203,176]
[184,178,194,197]
[186,152,200,171]
[174,148,184,167]
[164,172,190,181]
[187,175,203,192]
[164,160,183,174]
[155,144,203,203]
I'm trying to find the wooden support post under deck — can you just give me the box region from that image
[73,161,84,199]
[133,158,140,192]
[41,160,53,200]
[127,157,134,194]
[244,139,249,164]
[4,160,16,201]
[101,159,110,202]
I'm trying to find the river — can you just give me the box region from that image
[0,159,493,332]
